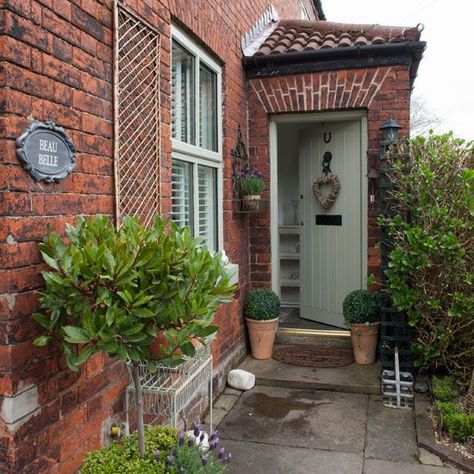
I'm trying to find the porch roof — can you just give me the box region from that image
[243,20,426,86]
[253,20,422,57]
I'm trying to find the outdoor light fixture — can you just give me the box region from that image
[368,167,378,208]
[380,118,402,144]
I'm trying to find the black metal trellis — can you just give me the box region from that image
[379,140,414,372]
[231,125,249,202]
[231,125,265,213]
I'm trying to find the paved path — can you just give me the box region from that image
[214,385,461,474]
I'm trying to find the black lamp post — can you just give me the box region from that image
[380,118,402,145]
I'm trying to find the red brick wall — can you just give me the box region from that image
[247,67,411,287]
[0,0,318,472]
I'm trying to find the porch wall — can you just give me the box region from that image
[247,66,412,289]
[0,0,318,472]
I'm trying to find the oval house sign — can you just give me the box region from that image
[16,120,76,182]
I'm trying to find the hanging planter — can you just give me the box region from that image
[240,167,265,213]
[242,194,261,211]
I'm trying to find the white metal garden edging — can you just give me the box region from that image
[113,1,161,227]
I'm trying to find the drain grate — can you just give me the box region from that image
[273,345,354,368]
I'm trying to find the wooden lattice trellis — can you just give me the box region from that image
[113,1,161,226]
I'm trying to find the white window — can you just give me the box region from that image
[171,26,222,252]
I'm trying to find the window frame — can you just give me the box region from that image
[171,25,223,251]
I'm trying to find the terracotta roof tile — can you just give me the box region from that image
[253,20,422,57]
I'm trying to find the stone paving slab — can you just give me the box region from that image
[218,385,368,454]
[365,394,419,463]
[224,439,363,474]
[363,458,458,473]
[239,354,380,394]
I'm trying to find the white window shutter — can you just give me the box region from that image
[171,160,193,231]
[197,165,216,252]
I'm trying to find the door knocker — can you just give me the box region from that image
[323,132,332,143]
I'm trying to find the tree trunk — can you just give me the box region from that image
[132,362,146,458]
[466,367,474,415]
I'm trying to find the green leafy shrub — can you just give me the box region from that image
[380,133,474,381]
[432,376,459,402]
[342,290,380,325]
[435,401,474,443]
[240,168,264,196]
[243,288,280,320]
[80,425,177,474]
[432,376,474,443]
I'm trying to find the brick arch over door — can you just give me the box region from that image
[247,65,412,288]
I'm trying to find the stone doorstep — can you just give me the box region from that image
[414,393,474,473]
[276,330,352,350]
[239,354,380,395]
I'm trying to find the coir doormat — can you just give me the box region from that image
[273,345,354,367]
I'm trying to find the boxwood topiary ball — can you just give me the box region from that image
[342,289,380,325]
[243,288,280,321]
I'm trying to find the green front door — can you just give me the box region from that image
[299,121,365,328]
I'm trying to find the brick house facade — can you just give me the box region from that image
[0,0,424,472]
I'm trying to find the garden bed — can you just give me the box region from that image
[415,393,474,473]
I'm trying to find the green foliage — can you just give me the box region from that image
[380,133,474,381]
[432,376,474,443]
[342,290,380,325]
[80,425,177,474]
[240,175,264,196]
[173,442,226,474]
[33,215,236,370]
[435,401,474,443]
[243,288,280,321]
[432,376,459,402]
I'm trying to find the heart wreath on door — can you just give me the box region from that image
[312,174,341,210]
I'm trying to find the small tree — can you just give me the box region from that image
[33,215,235,457]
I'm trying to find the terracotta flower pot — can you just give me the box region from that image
[242,195,261,212]
[245,317,279,360]
[350,321,380,365]
[149,332,201,358]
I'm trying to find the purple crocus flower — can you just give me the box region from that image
[201,454,209,466]
[209,438,218,450]
[178,431,185,445]
[153,450,160,462]
[187,436,194,447]
[218,447,225,460]
[210,431,218,442]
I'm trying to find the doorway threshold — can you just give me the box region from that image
[279,308,350,337]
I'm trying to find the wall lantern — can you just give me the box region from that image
[368,167,378,208]
[380,118,402,145]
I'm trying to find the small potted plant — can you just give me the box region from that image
[240,167,264,211]
[342,289,381,365]
[243,288,280,359]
